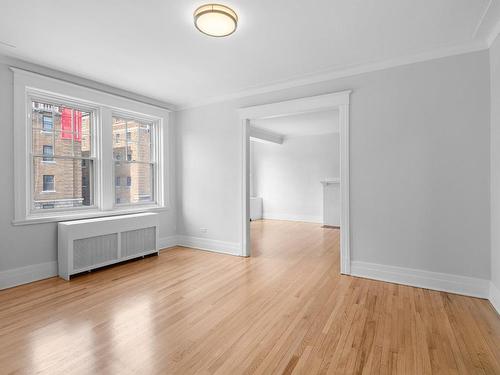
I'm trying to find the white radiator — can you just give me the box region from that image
[58,213,159,280]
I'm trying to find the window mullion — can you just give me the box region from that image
[100,107,114,211]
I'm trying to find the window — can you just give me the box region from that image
[13,69,168,224]
[42,145,53,162]
[42,115,53,131]
[113,116,154,205]
[42,175,54,192]
[32,99,94,210]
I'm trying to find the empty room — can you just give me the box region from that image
[249,110,341,258]
[1,1,500,374]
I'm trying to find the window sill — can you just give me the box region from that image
[12,205,168,226]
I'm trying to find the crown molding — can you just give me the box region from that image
[487,17,500,47]
[473,0,493,39]
[1,54,178,111]
[474,0,500,47]
[178,40,488,111]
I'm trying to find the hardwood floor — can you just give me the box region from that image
[0,220,499,374]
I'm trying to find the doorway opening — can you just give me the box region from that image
[238,91,351,274]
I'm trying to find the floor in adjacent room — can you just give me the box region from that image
[0,220,499,374]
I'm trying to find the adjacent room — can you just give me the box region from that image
[249,110,341,257]
[1,1,500,374]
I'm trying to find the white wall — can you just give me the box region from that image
[490,33,500,305]
[177,50,491,280]
[251,133,339,223]
[175,101,242,247]
[0,55,177,281]
[0,48,494,293]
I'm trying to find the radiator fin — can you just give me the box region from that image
[121,227,156,257]
[73,233,118,270]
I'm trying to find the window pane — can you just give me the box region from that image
[127,139,152,162]
[33,131,75,157]
[32,100,92,158]
[112,118,127,161]
[32,157,93,210]
[114,161,153,205]
[31,101,54,131]
[112,116,152,163]
[76,112,92,158]
[32,128,53,156]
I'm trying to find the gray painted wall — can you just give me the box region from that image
[491,34,500,291]
[177,51,491,279]
[0,55,177,273]
[0,49,492,284]
[251,133,339,223]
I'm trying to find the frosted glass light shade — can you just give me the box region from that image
[194,4,238,37]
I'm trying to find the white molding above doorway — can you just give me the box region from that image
[238,91,352,274]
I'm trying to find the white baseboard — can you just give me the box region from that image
[262,212,323,224]
[350,261,490,299]
[0,236,241,290]
[0,261,58,290]
[159,235,179,250]
[177,235,242,256]
[490,282,500,314]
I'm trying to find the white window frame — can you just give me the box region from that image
[12,68,170,225]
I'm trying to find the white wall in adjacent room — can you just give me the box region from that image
[251,133,339,223]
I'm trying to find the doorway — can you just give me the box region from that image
[238,91,351,274]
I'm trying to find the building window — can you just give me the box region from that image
[13,69,167,223]
[113,116,155,205]
[42,115,53,131]
[42,175,55,192]
[42,145,53,162]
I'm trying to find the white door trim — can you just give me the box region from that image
[238,90,352,274]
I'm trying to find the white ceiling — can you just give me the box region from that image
[1,0,499,108]
[251,109,339,137]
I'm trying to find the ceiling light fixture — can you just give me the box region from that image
[194,4,238,37]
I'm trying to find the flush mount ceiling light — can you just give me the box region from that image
[194,4,238,37]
